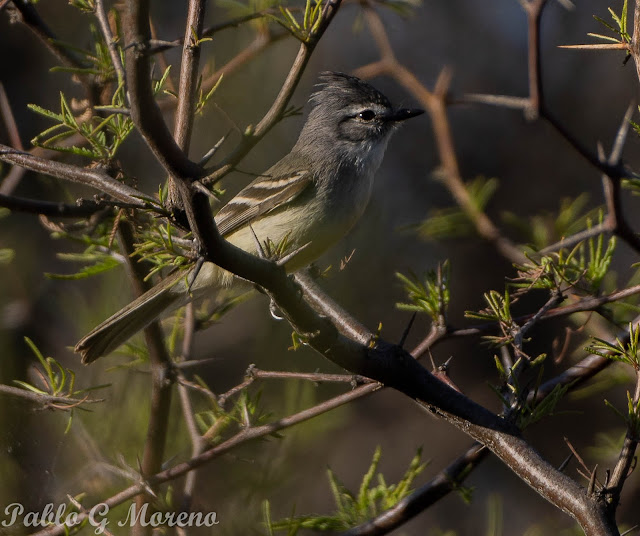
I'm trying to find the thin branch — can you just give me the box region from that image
[167,0,207,209]
[95,0,125,85]
[0,144,148,205]
[123,0,203,182]
[457,93,530,110]
[28,382,382,536]
[117,221,174,536]
[0,193,107,217]
[0,81,26,195]
[343,443,488,536]
[522,0,548,119]
[0,82,23,152]
[0,384,103,408]
[538,223,609,255]
[249,367,370,384]
[354,6,527,265]
[173,0,206,152]
[559,43,630,50]
[148,10,279,54]
[604,370,640,512]
[7,0,101,107]
[630,0,640,84]
[203,0,343,185]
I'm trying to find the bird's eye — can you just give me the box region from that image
[358,110,375,121]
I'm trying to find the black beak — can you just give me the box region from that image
[385,108,425,122]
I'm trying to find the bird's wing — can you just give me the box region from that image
[215,170,312,237]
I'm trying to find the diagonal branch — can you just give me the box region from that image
[203,0,343,185]
[95,0,125,85]
[0,144,149,206]
[354,7,527,266]
[603,368,640,514]
[7,0,101,105]
[123,0,204,182]
[344,443,488,536]
[28,382,382,536]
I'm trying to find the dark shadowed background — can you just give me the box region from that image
[1,0,639,534]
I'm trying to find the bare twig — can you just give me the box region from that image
[0,82,25,194]
[559,43,630,50]
[124,0,203,182]
[95,0,126,85]
[354,6,527,265]
[0,144,148,205]
[0,384,103,409]
[148,10,279,54]
[0,82,23,152]
[630,0,640,85]
[249,367,370,384]
[203,0,343,185]
[28,382,382,536]
[117,221,174,536]
[604,370,640,513]
[7,0,100,105]
[167,0,208,210]
[521,0,548,119]
[0,193,107,217]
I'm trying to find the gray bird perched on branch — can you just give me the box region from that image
[76,71,424,363]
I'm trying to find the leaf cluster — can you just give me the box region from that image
[194,382,272,445]
[14,338,107,431]
[503,194,598,251]
[132,221,195,281]
[589,0,630,45]
[29,86,133,160]
[264,447,426,533]
[268,0,325,42]
[416,176,498,241]
[586,322,640,369]
[513,227,616,295]
[396,261,450,323]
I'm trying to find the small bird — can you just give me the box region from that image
[76,72,423,363]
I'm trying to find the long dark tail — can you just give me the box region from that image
[75,271,187,364]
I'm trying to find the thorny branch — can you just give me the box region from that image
[354,6,527,265]
[202,0,343,185]
[603,365,640,514]
[116,221,174,536]
[461,0,640,257]
[3,0,640,534]
[29,383,382,536]
[0,384,103,409]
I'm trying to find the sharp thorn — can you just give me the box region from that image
[557,452,573,473]
[398,312,417,348]
[587,464,598,496]
[188,257,206,295]
[249,224,266,259]
[277,242,311,267]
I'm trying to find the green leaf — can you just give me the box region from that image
[396,261,450,321]
[0,248,15,264]
[27,103,64,122]
[46,255,120,280]
[268,448,426,532]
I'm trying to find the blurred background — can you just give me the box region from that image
[1,0,640,533]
